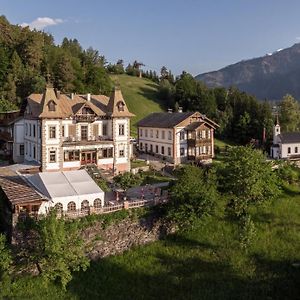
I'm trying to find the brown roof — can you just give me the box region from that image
[0,175,45,205]
[26,87,134,119]
[185,121,205,131]
[107,88,135,117]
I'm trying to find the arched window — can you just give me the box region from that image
[67,201,76,212]
[48,100,56,112]
[117,101,125,112]
[54,202,63,213]
[94,198,102,208]
[81,200,89,211]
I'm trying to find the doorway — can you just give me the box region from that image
[81,151,96,164]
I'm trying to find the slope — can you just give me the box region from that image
[110,74,164,136]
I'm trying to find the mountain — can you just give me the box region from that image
[110,74,163,136]
[196,43,300,100]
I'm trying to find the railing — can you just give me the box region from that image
[74,114,96,122]
[17,196,169,221]
[62,136,113,145]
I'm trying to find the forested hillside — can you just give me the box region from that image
[0,15,112,105]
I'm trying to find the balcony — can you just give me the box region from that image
[74,114,96,123]
[62,135,113,146]
[187,138,211,147]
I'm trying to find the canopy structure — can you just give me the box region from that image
[27,170,104,213]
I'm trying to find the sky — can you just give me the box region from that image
[2,0,300,76]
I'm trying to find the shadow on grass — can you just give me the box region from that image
[281,184,300,197]
[138,84,165,109]
[68,232,300,300]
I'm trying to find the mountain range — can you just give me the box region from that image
[196,43,300,100]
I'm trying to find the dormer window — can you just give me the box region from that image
[117,101,125,112]
[48,100,56,112]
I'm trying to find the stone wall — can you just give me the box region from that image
[81,214,174,260]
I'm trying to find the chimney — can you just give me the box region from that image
[178,107,183,113]
[55,90,60,99]
[167,108,173,113]
[70,92,74,100]
[87,93,91,101]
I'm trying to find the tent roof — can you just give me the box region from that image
[27,170,104,199]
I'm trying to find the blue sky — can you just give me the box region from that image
[2,0,300,75]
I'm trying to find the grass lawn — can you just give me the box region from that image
[131,159,148,169]
[140,170,174,185]
[110,74,164,136]
[11,183,300,299]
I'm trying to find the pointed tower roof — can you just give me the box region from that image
[107,87,135,117]
[39,86,64,118]
[274,113,280,126]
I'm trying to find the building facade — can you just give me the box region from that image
[23,86,134,173]
[270,119,300,159]
[137,111,219,164]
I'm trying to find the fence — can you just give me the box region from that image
[63,196,169,219]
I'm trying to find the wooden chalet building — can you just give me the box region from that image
[137,111,219,164]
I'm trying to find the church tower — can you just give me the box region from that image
[273,114,280,145]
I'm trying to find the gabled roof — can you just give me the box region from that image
[26,87,133,119]
[185,121,205,131]
[107,87,135,117]
[137,112,195,128]
[137,111,219,129]
[278,132,300,143]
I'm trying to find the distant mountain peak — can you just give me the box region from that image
[196,43,300,100]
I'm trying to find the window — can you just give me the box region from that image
[145,129,148,137]
[208,146,211,154]
[161,146,165,155]
[117,101,125,112]
[20,144,24,156]
[25,142,28,155]
[180,130,185,140]
[145,143,148,152]
[33,124,36,137]
[140,142,143,150]
[150,144,153,152]
[207,130,211,139]
[62,125,65,137]
[49,150,56,163]
[33,146,36,159]
[119,149,124,157]
[168,131,172,140]
[67,201,76,212]
[140,128,143,137]
[119,124,125,136]
[49,126,56,139]
[295,147,298,154]
[94,198,102,208]
[288,147,291,154]
[64,150,80,161]
[161,130,165,139]
[25,124,28,136]
[81,200,89,211]
[102,124,107,136]
[156,145,159,153]
[54,203,63,213]
[202,130,206,139]
[156,130,159,138]
[39,125,41,139]
[203,146,206,154]
[101,148,113,158]
[150,129,153,138]
[168,147,171,156]
[81,125,88,140]
[29,124,32,136]
[48,100,56,112]
[180,147,184,156]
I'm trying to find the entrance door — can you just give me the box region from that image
[81,151,96,165]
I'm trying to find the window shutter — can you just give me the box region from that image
[69,124,76,136]
[93,124,98,136]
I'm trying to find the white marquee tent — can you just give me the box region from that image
[27,169,104,213]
